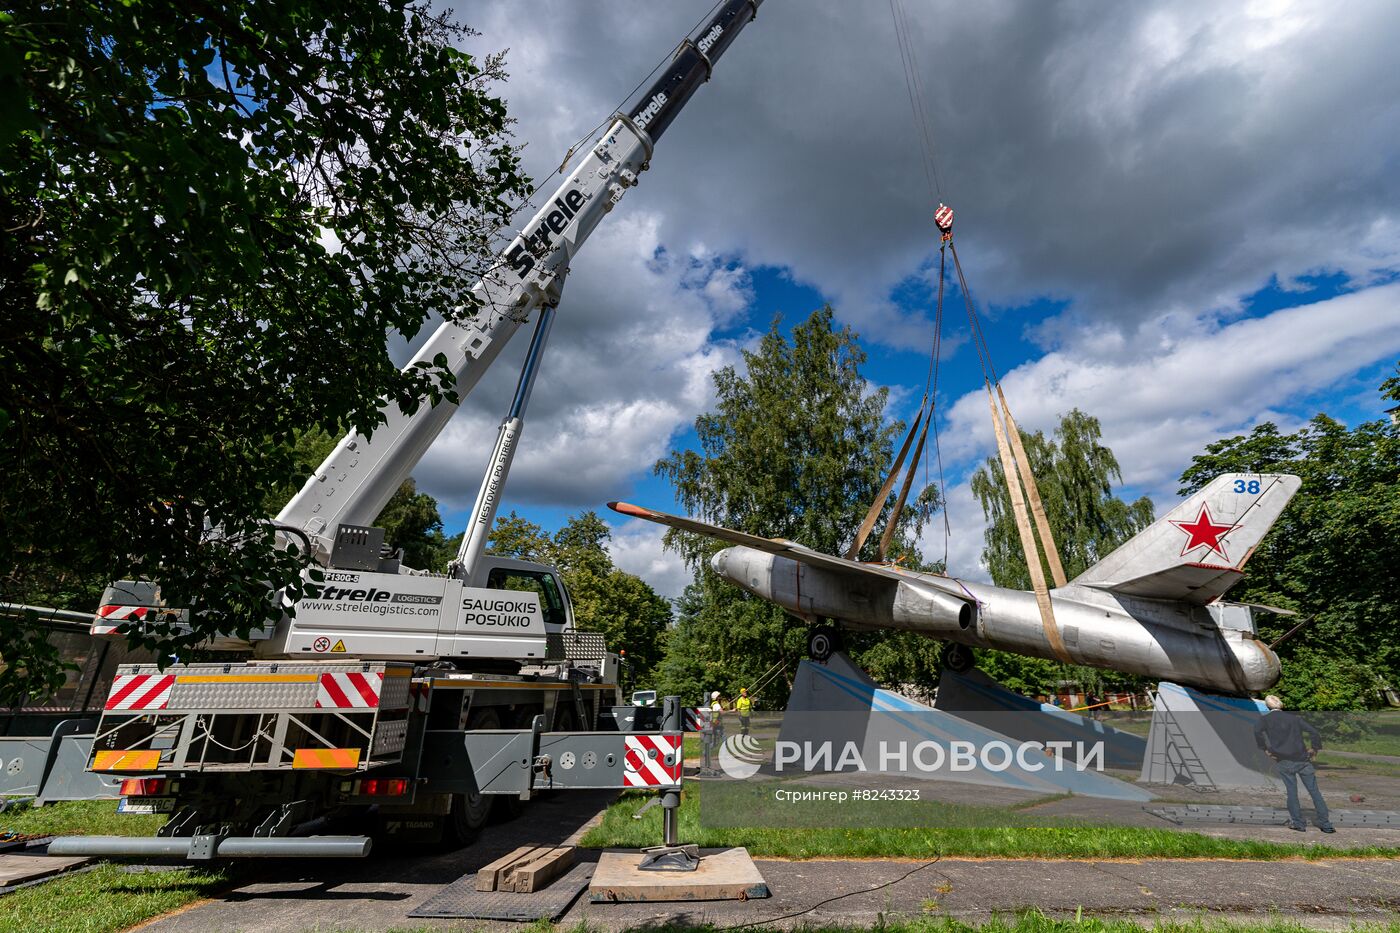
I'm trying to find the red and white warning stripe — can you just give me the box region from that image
[623,734,683,787]
[105,673,176,711]
[934,203,955,231]
[315,672,382,709]
[683,707,709,732]
[91,605,150,636]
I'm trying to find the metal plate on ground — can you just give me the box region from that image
[1149,805,1400,827]
[0,852,91,889]
[409,861,593,921]
[590,847,770,903]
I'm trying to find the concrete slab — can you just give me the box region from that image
[589,847,769,903]
[1151,804,1400,827]
[137,788,620,933]
[132,847,1400,931]
[1142,682,1280,791]
[0,851,90,887]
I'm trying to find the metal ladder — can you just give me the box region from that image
[1152,696,1216,792]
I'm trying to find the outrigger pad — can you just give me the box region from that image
[590,847,769,902]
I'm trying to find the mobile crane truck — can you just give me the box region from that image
[52,0,764,861]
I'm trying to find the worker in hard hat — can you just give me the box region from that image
[734,687,753,736]
[700,690,724,775]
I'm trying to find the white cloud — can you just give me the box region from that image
[415,0,1400,601]
[919,478,990,582]
[457,0,1400,342]
[930,283,1400,578]
[413,213,745,511]
[607,519,691,602]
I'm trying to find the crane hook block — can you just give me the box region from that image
[934,203,954,241]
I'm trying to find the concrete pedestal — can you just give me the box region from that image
[1140,682,1281,791]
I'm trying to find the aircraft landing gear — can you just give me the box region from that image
[942,642,975,674]
[807,626,842,663]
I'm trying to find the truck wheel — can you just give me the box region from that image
[942,643,975,674]
[446,707,503,846]
[808,626,840,662]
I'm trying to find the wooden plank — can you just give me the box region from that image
[475,845,544,892]
[508,845,576,893]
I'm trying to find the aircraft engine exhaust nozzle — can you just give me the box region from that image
[711,546,976,637]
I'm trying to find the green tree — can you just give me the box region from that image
[484,511,671,679]
[971,409,1155,589]
[376,479,449,572]
[1179,368,1400,709]
[969,408,1154,696]
[1,0,528,697]
[653,307,943,707]
[485,512,552,561]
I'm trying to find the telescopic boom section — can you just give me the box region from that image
[277,1,764,562]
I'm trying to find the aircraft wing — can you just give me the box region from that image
[608,501,974,601]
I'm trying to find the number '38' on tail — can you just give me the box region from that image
[1070,473,1302,605]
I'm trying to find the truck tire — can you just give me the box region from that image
[445,707,503,846]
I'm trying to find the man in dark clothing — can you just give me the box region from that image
[1253,695,1335,833]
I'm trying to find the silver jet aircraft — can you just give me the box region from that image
[611,473,1300,695]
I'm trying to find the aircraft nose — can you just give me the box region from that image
[710,548,731,577]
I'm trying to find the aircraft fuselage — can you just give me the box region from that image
[711,545,1279,695]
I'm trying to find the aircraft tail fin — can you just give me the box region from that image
[1070,473,1301,605]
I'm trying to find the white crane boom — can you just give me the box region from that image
[277,1,763,564]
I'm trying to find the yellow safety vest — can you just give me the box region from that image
[735,696,752,714]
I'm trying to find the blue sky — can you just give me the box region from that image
[430,255,1396,596]
[413,0,1400,598]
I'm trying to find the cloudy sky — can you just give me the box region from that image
[417,0,1400,599]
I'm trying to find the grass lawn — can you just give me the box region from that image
[2,862,229,933]
[2,800,229,933]
[1,798,165,839]
[580,784,1400,860]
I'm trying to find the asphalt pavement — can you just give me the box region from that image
[132,789,1400,933]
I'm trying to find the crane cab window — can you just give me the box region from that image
[486,568,567,628]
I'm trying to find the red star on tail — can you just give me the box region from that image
[1170,504,1236,559]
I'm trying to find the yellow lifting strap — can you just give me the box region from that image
[996,384,1068,588]
[847,404,925,561]
[987,382,1071,663]
[878,400,932,562]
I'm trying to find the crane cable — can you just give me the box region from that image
[888,0,945,201]
[851,0,954,567]
[950,238,1072,661]
[951,240,1068,589]
[880,0,1068,646]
